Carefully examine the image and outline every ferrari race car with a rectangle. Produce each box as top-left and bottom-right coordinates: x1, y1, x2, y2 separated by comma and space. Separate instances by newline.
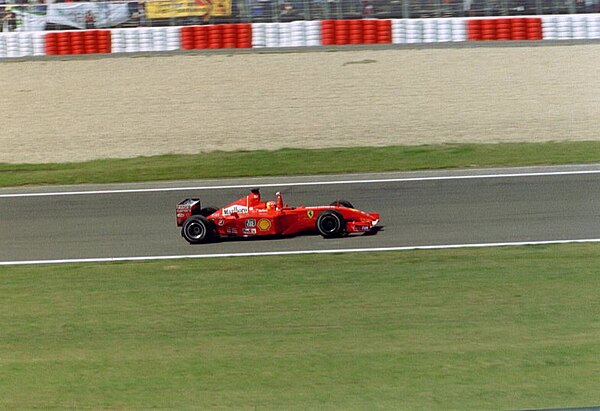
176, 189, 380, 244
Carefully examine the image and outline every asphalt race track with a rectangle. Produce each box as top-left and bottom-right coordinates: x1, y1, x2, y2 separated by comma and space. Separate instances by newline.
1, 165, 600, 264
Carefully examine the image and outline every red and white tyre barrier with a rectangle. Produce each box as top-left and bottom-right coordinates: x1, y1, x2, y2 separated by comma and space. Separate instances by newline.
1, 15, 600, 59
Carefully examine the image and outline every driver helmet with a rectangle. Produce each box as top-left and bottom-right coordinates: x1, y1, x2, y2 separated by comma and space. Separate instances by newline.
266, 200, 276, 211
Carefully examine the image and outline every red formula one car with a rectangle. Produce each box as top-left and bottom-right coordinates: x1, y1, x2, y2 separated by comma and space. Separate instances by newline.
176, 189, 380, 244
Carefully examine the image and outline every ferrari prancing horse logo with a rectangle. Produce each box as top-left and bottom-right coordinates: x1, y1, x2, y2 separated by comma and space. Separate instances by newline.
307, 210, 314, 218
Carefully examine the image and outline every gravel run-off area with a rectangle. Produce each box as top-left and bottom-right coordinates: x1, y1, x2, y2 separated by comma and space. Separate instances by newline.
1, 44, 599, 164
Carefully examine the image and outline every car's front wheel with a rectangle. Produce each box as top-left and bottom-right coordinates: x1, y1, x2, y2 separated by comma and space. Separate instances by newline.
182, 216, 214, 244
317, 210, 345, 238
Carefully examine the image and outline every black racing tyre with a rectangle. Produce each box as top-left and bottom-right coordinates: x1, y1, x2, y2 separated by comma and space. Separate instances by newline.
181, 216, 213, 244
199, 207, 218, 217
330, 200, 354, 209
317, 210, 345, 238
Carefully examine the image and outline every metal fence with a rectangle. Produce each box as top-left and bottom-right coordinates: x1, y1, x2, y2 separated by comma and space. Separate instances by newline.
1, 0, 599, 32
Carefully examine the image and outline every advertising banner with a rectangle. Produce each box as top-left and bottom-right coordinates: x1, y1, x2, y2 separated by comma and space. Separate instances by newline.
145, 0, 231, 19
45, 3, 131, 29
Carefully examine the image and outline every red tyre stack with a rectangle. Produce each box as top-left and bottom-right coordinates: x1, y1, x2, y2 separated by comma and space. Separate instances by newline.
57, 32, 71, 55
467, 19, 482, 40
180, 26, 195, 50
334, 19, 349, 45
480, 19, 496, 40
321, 20, 335, 45
526, 17, 542, 40
363, 19, 377, 44
208, 24, 223, 49
45, 32, 58, 55
236, 23, 252, 48
496, 18, 511, 40
348, 19, 363, 44
70, 31, 84, 54
222, 24, 237, 48
192, 26, 208, 49
97, 30, 111, 53
376, 19, 392, 43
83, 30, 98, 54
510, 18, 527, 40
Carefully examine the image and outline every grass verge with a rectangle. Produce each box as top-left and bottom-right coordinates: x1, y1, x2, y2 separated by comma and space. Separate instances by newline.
2, 142, 600, 187
1, 245, 599, 409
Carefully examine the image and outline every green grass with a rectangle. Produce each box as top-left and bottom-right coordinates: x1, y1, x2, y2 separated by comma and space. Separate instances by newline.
2, 141, 600, 187
1, 245, 599, 409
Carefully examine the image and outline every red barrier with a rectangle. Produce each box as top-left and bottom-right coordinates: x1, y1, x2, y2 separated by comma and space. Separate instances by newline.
193, 25, 208, 49
496, 18, 511, 40
83, 30, 98, 54
222, 24, 237, 48
97, 30, 111, 53
348, 19, 363, 44
321, 20, 336, 45
376, 19, 391, 43
45, 32, 58, 55
480, 19, 496, 40
70, 31, 84, 54
363, 19, 377, 44
526, 17, 542, 40
334, 19, 349, 45
208, 24, 223, 49
236, 23, 252, 48
468, 17, 542, 41
467, 19, 482, 40
180, 26, 194, 50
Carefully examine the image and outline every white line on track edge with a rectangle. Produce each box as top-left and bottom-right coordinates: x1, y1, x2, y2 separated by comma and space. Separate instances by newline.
2, 238, 600, 266
2, 169, 600, 198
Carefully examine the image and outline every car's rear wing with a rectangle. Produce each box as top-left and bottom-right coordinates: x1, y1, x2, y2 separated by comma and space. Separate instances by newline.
176, 198, 201, 226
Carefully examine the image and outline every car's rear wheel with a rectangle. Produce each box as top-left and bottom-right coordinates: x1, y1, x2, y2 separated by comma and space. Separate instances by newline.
330, 200, 354, 209
182, 216, 213, 244
317, 210, 345, 238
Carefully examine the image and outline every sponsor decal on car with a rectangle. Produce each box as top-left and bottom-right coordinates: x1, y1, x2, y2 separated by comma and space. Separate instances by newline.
258, 218, 271, 231
307, 210, 314, 218
218, 219, 225, 226
226, 227, 238, 234
245, 219, 256, 228
222, 205, 248, 216
243, 228, 256, 234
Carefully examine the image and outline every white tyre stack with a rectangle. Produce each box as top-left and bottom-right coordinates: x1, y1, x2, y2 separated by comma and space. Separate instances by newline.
152, 27, 168, 51
556, 15, 573, 40
0, 35, 7, 58
265, 22, 280, 47
111, 29, 126, 53
571, 15, 587, 39
541, 16, 558, 40
32, 31, 45, 56
138, 27, 153, 52
252, 22, 267, 47
279, 22, 292, 47
586, 15, 600, 39
290, 20, 306, 47
6, 33, 19, 58
451, 18, 466, 41
406, 19, 423, 43
165, 27, 180, 51
17, 32, 33, 57
125, 29, 140, 53
422, 18, 437, 43
437, 18, 452, 42
392, 19, 406, 44
305, 20, 321, 46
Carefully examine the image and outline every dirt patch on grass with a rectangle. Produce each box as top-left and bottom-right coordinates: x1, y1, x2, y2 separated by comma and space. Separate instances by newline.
1, 45, 599, 164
